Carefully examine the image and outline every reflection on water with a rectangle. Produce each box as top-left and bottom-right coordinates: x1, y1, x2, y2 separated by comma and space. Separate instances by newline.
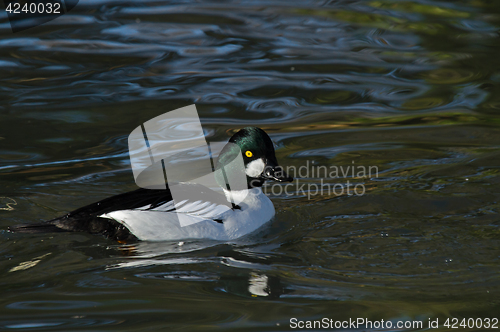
1, 0, 500, 330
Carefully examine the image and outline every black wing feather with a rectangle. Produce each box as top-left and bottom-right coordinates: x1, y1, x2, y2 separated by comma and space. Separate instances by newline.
10, 183, 231, 242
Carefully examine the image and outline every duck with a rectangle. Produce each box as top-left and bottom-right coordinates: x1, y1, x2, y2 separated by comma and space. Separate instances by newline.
10, 127, 292, 242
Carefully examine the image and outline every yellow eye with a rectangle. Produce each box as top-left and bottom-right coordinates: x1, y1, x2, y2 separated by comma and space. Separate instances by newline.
245, 150, 253, 158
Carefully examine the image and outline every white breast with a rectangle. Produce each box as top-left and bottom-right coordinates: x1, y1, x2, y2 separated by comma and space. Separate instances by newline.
100, 188, 275, 241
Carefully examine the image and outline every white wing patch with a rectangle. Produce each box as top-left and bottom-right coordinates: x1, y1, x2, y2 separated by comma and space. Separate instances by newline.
99, 198, 231, 221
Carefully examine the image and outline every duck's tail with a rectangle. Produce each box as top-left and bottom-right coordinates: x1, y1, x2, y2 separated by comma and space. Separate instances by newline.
8, 221, 67, 234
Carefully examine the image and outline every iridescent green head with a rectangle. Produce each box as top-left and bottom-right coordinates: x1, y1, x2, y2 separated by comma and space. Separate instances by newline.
215, 127, 292, 190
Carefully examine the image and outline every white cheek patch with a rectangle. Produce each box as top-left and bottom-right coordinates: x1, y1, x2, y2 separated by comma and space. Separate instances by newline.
245, 158, 265, 177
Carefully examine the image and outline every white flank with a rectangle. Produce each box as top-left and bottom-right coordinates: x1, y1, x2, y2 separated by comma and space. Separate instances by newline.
99, 188, 275, 241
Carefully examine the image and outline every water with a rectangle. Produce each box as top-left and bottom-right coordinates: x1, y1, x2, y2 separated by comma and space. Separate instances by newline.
1, 0, 500, 330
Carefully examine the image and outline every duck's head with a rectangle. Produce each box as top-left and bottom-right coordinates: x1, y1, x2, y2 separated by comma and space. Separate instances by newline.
216, 127, 293, 190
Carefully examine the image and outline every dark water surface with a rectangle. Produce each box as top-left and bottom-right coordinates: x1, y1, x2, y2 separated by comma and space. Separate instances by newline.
1, 0, 500, 330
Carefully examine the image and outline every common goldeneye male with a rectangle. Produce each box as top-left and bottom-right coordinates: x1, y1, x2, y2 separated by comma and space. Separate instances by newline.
11, 127, 292, 242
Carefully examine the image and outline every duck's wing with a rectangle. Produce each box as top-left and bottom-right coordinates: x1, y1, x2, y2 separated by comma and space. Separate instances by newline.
10, 184, 232, 242
67, 183, 232, 218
